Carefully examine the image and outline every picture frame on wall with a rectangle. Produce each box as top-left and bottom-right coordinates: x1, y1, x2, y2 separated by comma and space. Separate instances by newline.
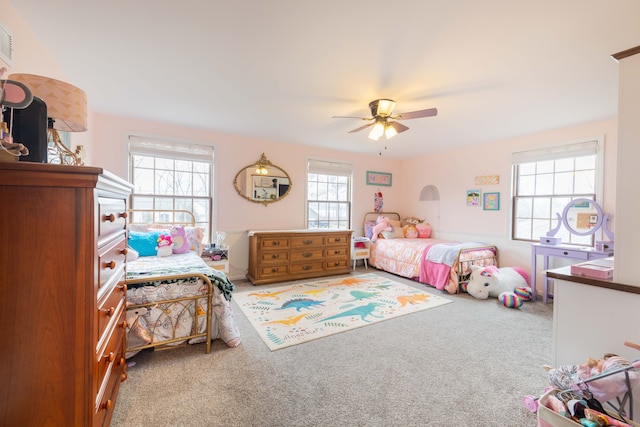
483, 192, 500, 211
467, 189, 481, 206
366, 171, 392, 186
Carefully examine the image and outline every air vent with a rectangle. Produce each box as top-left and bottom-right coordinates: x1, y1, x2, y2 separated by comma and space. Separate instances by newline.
0, 22, 14, 67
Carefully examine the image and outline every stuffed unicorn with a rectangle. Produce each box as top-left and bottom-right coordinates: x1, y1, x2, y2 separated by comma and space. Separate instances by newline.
370, 216, 393, 243
465, 265, 532, 308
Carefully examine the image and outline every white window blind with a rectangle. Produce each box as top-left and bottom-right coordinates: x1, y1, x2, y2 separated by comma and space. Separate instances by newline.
129, 135, 213, 161
511, 140, 599, 164
308, 159, 353, 176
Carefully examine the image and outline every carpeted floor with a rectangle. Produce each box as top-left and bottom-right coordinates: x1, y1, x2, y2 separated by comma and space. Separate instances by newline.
111, 267, 553, 426
234, 273, 452, 350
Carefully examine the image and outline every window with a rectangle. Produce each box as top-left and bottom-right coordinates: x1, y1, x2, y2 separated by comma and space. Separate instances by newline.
511, 138, 603, 245
128, 135, 214, 241
307, 159, 352, 229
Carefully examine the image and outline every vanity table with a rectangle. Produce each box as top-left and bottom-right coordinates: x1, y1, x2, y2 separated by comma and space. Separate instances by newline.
531, 198, 614, 303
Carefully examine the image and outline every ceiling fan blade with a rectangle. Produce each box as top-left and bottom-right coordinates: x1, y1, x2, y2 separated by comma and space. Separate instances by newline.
348, 122, 375, 133
395, 107, 438, 120
331, 115, 371, 120
388, 121, 410, 133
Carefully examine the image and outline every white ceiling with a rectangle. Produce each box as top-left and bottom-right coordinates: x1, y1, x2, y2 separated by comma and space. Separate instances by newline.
10, 0, 640, 159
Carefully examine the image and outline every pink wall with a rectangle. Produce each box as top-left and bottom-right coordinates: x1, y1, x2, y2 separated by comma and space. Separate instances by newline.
5, 0, 620, 279
87, 112, 402, 233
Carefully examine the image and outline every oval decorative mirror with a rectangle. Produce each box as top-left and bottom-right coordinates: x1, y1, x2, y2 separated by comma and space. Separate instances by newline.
546, 198, 614, 243
233, 153, 292, 206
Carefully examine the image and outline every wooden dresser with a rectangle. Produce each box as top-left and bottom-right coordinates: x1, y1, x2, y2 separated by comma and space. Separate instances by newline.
247, 229, 352, 285
0, 162, 132, 426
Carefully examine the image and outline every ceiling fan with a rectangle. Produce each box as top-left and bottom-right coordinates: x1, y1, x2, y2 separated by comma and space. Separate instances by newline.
332, 99, 438, 141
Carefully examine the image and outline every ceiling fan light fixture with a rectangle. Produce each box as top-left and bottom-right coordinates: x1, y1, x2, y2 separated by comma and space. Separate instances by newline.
368, 121, 385, 140
370, 99, 396, 117
384, 124, 397, 139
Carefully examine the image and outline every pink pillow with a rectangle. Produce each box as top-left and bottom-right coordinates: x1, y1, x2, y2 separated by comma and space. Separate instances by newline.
170, 226, 191, 254
416, 223, 432, 238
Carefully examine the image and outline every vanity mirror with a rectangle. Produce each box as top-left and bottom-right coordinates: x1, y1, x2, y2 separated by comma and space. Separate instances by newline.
545, 198, 614, 247
233, 153, 292, 206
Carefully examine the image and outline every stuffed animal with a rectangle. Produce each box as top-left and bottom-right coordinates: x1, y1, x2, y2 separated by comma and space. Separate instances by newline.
465, 265, 532, 308
370, 216, 393, 242
156, 234, 173, 257
403, 224, 419, 238
170, 225, 191, 254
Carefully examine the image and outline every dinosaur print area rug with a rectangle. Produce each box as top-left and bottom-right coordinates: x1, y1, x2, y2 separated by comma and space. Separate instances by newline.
234, 273, 452, 350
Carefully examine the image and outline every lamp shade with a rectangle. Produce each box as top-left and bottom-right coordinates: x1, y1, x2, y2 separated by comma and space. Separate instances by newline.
8, 73, 87, 132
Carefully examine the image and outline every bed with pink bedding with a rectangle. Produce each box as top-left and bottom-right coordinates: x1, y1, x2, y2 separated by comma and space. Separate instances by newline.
365, 212, 498, 293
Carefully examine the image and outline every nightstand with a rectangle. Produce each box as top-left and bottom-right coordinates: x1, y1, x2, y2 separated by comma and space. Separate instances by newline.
351, 237, 370, 270
202, 246, 229, 274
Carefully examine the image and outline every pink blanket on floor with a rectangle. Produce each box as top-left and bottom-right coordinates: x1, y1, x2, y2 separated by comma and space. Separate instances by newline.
419, 243, 455, 292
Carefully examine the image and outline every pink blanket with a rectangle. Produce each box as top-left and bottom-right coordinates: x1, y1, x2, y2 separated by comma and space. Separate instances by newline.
418, 244, 458, 294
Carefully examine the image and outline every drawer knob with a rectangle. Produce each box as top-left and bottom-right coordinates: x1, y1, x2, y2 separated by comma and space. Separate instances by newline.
104, 260, 117, 269
104, 213, 116, 222
119, 211, 128, 219
271, 241, 280, 246
271, 254, 279, 259
122, 247, 129, 255
271, 268, 278, 273
102, 306, 115, 317
119, 283, 127, 292
121, 320, 127, 329
103, 352, 115, 363
303, 239, 313, 245
563, 251, 568, 255
302, 265, 312, 271
121, 372, 128, 382
100, 399, 113, 411
303, 252, 312, 258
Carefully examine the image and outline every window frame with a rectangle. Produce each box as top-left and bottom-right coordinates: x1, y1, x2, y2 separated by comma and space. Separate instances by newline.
306, 158, 353, 230
128, 135, 215, 242
510, 136, 604, 245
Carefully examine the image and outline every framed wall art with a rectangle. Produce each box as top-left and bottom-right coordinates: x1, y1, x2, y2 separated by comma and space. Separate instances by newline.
366, 171, 392, 186
467, 189, 481, 206
483, 192, 500, 211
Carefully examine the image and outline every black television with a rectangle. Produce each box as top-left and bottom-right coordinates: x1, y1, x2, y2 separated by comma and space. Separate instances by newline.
2, 96, 48, 163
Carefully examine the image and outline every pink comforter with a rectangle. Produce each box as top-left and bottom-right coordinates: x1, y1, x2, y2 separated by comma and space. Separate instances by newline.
370, 238, 497, 294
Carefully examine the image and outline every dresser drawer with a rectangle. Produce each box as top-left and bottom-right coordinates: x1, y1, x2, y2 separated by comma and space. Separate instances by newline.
543, 247, 589, 260
290, 260, 324, 274
98, 197, 127, 242
325, 246, 349, 258
291, 248, 323, 262
259, 250, 289, 264
259, 237, 290, 249
97, 279, 126, 341
98, 235, 127, 294
325, 259, 349, 270
94, 307, 127, 427
326, 234, 350, 245
291, 235, 325, 247
259, 264, 290, 278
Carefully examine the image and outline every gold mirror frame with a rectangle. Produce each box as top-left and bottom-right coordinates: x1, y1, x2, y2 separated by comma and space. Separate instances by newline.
233, 153, 292, 206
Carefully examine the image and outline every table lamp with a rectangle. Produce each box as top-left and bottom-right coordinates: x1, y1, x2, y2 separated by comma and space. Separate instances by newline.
8, 73, 87, 165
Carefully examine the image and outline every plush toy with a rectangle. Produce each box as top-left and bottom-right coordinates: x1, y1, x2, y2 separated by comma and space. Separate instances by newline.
170, 225, 191, 254
370, 216, 393, 242
156, 234, 173, 257
466, 265, 532, 308
403, 224, 419, 238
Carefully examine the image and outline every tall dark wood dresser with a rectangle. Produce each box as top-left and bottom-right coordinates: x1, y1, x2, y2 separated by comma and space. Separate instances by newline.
0, 162, 132, 426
